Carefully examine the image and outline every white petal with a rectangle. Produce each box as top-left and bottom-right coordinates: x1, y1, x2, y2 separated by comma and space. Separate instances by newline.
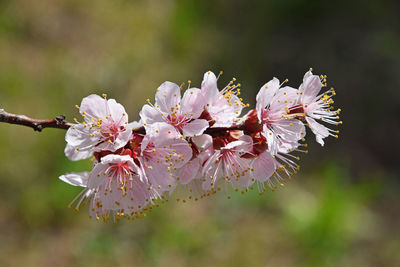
113, 127, 132, 150
64, 143, 93, 161
65, 124, 93, 147
182, 119, 209, 137
107, 99, 128, 123
306, 117, 329, 146
141, 122, 179, 152
139, 104, 163, 125
59, 172, 89, 187
127, 120, 142, 130
100, 154, 133, 164
303, 70, 313, 81
80, 94, 107, 119
301, 74, 323, 103
179, 158, 201, 185
144, 160, 177, 191
155, 81, 181, 113
223, 135, 252, 152
87, 163, 109, 189
252, 152, 276, 182
272, 119, 306, 143
181, 88, 206, 118
192, 134, 212, 150
256, 77, 280, 120
201, 71, 219, 103
270, 86, 299, 112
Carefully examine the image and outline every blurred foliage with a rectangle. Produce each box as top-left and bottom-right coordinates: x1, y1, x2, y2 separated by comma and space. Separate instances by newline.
0, 0, 399, 266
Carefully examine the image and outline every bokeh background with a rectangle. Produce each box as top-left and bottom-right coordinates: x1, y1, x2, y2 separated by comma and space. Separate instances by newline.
0, 0, 399, 266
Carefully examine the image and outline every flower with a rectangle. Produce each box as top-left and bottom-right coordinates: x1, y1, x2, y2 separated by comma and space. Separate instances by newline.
60, 154, 160, 221
292, 70, 341, 146
140, 81, 209, 137
247, 78, 306, 154
138, 122, 192, 191
200, 71, 245, 127
58, 68, 341, 221
65, 94, 132, 161
202, 134, 254, 191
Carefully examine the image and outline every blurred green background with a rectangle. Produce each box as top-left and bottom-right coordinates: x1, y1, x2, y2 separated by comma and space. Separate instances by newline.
0, 0, 399, 266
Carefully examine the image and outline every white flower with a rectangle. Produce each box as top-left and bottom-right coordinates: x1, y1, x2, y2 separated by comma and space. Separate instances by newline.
140, 82, 209, 137
60, 155, 159, 221
296, 70, 341, 146
65, 94, 132, 161
139, 122, 192, 191
250, 78, 305, 154
202, 135, 253, 191
201, 71, 245, 127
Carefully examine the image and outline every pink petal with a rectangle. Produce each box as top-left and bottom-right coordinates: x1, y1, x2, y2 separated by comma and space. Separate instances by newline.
201, 71, 219, 103
270, 86, 299, 112
256, 77, 280, 120
252, 151, 276, 182
301, 74, 323, 103
182, 119, 209, 137
181, 88, 206, 118
144, 160, 177, 191
80, 94, 107, 119
192, 134, 212, 150
107, 99, 128, 123
179, 158, 201, 184
155, 81, 181, 114
65, 124, 97, 148
139, 104, 163, 125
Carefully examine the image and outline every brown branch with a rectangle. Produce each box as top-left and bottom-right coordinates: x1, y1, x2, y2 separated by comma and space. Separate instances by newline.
0, 109, 72, 132
0, 109, 247, 136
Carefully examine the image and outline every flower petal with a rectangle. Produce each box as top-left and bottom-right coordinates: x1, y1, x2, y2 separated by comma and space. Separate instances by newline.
201, 71, 219, 103
252, 151, 276, 182
178, 158, 201, 184
181, 88, 206, 118
107, 99, 128, 123
256, 77, 280, 121
155, 81, 181, 114
64, 143, 93, 161
306, 117, 329, 146
182, 119, 209, 137
80, 94, 107, 119
59, 172, 89, 187
139, 104, 163, 125
192, 134, 213, 150
301, 73, 323, 103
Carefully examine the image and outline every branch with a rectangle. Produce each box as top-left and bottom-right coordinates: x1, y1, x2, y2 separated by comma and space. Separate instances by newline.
0, 109, 246, 136
0, 109, 72, 132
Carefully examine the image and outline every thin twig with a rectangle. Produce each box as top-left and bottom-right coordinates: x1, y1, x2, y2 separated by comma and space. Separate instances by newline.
0, 109, 72, 132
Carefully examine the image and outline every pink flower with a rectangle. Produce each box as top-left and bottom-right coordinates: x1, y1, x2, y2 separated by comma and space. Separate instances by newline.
65, 94, 132, 161
140, 81, 209, 137
201, 71, 245, 127
177, 134, 213, 185
138, 122, 192, 191
251, 149, 300, 192
294, 70, 341, 146
59, 154, 159, 221
249, 78, 306, 154
202, 135, 253, 191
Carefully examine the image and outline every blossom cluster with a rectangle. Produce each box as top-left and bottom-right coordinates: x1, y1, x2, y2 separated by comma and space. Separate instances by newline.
60, 69, 341, 221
